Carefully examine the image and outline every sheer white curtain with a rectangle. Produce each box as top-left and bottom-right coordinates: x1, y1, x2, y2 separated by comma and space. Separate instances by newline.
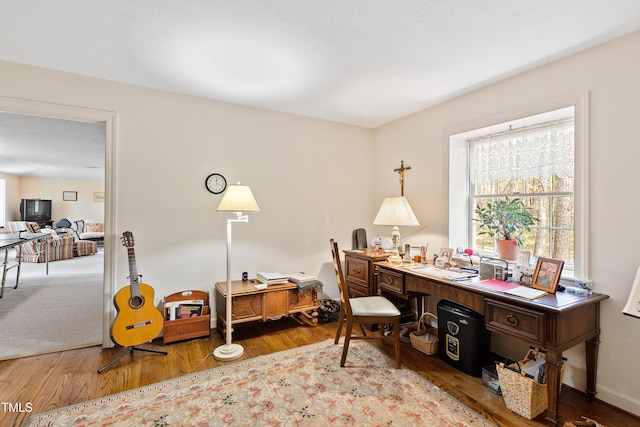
470, 119, 574, 183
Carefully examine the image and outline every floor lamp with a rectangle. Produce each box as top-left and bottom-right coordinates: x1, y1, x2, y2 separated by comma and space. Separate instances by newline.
373, 196, 419, 265
213, 183, 260, 361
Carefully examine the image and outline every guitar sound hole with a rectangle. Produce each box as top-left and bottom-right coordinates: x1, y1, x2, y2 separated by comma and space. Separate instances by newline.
130, 295, 145, 309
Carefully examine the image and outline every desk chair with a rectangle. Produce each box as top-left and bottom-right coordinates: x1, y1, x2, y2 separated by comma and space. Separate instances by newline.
330, 239, 401, 368
352, 228, 368, 249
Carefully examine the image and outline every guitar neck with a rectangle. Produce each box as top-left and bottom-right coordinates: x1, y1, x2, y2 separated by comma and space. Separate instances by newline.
127, 247, 141, 294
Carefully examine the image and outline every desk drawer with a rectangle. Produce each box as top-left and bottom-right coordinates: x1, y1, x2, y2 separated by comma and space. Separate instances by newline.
231, 294, 263, 321
287, 288, 317, 311
378, 268, 404, 296
346, 282, 369, 298
345, 256, 369, 287
485, 299, 545, 346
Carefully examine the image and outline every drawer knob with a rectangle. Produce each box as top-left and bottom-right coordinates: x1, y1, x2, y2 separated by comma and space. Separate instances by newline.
506, 314, 519, 326
352, 268, 361, 274
386, 277, 394, 285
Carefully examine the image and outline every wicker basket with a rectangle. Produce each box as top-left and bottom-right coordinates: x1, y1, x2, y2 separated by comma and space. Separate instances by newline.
409, 312, 438, 355
497, 359, 565, 420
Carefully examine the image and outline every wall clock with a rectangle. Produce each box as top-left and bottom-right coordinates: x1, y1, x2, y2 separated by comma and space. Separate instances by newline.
205, 173, 227, 194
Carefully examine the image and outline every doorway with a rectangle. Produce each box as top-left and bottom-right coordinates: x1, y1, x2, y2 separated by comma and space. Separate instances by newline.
0, 96, 116, 354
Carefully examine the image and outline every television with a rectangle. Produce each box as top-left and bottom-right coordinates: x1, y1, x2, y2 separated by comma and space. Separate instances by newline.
20, 199, 52, 222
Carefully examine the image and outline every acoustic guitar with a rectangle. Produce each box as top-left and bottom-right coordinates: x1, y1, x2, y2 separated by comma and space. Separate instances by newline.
111, 231, 164, 347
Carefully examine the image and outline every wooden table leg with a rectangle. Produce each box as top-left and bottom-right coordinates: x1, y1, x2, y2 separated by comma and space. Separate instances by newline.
294, 309, 319, 327
545, 349, 563, 426
585, 332, 601, 402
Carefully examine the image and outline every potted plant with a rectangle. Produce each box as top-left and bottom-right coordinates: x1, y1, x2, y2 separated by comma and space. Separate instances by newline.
474, 196, 538, 260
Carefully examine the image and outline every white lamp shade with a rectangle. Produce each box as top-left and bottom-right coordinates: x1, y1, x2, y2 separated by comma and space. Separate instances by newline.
217, 184, 260, 212
623, 266, 640, 319
373, 196, 419, 226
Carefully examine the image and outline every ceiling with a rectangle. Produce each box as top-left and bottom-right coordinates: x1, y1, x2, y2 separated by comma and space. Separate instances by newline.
0, 112, 105, 181
2, 1, 640, 180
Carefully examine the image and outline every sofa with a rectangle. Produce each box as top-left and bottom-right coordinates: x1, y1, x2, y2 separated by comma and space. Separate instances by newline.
5, 221, 75, 262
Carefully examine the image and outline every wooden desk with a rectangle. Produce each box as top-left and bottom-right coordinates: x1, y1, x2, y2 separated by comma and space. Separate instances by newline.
376, 262, 609, 427
215, 280, 319, 334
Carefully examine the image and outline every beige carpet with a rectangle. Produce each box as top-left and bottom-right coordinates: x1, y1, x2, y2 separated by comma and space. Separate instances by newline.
0, 250, 103, 360
27, 339, 496, 427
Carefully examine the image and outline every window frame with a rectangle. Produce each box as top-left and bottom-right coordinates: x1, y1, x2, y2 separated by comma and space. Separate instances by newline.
447, 93, 589, 280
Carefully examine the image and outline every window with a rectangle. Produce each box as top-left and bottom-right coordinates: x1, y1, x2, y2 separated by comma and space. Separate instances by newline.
449, 94, 589, 279
470, 117, 575, 266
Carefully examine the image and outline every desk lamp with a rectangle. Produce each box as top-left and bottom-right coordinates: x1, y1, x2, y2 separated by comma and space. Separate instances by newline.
623, 266, 640, 319
373, 196, 419, 265
213, 183, 260, 361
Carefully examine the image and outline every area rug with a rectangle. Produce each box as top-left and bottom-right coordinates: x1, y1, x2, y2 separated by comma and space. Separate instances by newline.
27, 339, 495, 426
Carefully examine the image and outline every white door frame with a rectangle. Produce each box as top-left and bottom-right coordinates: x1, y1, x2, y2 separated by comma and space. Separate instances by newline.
0, 96, 117, 348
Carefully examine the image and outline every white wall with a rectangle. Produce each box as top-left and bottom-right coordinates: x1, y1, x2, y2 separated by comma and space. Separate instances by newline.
373, 30, 640, 415
6, 176, 104, 223
0, 59, 373, 326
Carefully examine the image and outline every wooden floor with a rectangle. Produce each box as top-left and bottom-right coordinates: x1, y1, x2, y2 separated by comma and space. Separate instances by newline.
1, 318, 637, 427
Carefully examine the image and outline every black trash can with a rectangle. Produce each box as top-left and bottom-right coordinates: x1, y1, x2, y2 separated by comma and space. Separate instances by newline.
437, 299, 491, 377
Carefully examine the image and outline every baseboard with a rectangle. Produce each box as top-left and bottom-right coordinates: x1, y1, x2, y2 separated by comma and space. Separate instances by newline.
595, 385, 640, 418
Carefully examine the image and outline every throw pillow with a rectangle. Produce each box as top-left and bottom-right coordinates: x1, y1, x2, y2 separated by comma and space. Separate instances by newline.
86, 223, 104, 232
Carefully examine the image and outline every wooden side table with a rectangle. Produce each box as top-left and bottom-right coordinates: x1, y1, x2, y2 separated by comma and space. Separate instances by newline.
214, 280, 319, 335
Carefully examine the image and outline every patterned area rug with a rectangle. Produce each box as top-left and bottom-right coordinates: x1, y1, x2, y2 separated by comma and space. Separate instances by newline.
27, 340, 495, 426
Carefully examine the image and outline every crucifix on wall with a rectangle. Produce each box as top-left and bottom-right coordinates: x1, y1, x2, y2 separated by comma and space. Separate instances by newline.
394, 160, 411, 196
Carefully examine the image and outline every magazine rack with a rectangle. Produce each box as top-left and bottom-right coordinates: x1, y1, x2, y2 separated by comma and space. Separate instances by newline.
163, 290, 211, 344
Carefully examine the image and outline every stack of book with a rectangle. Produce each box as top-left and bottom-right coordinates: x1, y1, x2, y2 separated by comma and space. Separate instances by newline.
257, 272, 289, 285
287, 273, 318, 285
164, 299, 204, 321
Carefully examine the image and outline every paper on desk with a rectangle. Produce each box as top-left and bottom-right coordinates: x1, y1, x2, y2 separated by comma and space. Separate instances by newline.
504, 286, 547, 300
407, 265, 477, 280
474, 279, 519, 292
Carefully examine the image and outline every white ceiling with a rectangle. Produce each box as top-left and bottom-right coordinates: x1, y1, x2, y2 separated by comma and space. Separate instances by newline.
0, 112, 105, 181
2, 1, 640, 179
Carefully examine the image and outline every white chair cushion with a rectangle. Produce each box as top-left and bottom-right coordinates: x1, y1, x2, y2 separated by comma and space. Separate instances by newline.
79, 231, 104, 240
350, 296, 401, 317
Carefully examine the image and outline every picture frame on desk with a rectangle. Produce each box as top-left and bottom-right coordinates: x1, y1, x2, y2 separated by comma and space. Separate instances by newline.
531, 257, 564, 293
438, 248, 453, 263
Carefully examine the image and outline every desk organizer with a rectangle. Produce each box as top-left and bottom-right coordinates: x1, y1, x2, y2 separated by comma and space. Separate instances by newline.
482, 364, 502, 394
